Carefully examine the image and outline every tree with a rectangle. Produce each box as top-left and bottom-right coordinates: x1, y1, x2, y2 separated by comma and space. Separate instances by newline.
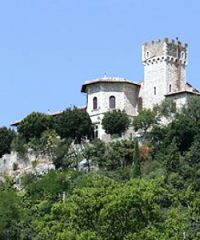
184, 95, 200, 124
100, 177, 166, 240
0, 188, 22, 239
132, 109, 157, 135
11, 134, 28, 159
80, 139, 135, 172
22, 170, 78, 202
53, 138, 72, 169
0, 127, 16, 157
131, 139, 141, 178
54, 107, 93, 143
26, 129, 61, 160
17, 112, 53, 142
154, 99, 176, 120
102, 110, 130, 136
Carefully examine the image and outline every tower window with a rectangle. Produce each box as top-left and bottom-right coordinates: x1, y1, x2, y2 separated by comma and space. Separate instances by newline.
109, 96, 116, 109
154, 87, 156, 95
146, 51, 150, 58
93, 97, 98, 110
169, 84, 172, 92
181, 51, 185, 59
138, 97, 143, 111
93, 124, 99, 139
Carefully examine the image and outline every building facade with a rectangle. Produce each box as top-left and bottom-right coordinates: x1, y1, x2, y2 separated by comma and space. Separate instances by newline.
81, 38, 199, 141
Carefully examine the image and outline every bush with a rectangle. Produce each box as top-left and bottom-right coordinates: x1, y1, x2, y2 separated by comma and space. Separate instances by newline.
17, 112, 53, 142
54, 107, 93, 143
0, 127, 16, 157
102, 110, 130, 136
12, 162, 18, 171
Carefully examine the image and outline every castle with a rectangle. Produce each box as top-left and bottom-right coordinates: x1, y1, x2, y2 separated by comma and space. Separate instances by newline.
4, 37, 200, 178
81, 38, 200, 141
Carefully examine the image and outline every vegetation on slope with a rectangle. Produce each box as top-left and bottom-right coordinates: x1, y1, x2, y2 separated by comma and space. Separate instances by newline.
1, 97, 200, 239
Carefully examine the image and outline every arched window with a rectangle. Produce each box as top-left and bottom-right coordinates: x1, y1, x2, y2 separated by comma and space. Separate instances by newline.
109, 96, 116, 109
93, 97, 97, 110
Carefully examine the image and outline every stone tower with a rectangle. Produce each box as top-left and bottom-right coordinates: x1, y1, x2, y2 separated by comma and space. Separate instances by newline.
141, 38, 188, 109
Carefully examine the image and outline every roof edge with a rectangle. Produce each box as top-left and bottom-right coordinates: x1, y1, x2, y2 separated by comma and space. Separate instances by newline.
81, 78, 141, 93
165, 90, 200, 97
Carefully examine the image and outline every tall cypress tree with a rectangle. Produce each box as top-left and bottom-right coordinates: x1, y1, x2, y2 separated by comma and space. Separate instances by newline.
131, 138, 141, 178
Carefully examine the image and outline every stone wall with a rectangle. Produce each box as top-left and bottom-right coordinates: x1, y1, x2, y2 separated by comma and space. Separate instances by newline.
86, 81, 139, 140
142, 61, 166, 109
166, 92, 189, 109
0, 151, 54, 180
87, 82, 139, 116
141, 38, 188, 109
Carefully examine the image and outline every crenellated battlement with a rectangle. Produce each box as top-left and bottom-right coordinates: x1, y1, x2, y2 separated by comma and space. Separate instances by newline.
142, 37, 188, 65
143, 38, 188, 48
142, 37, 188, 110
143, 54, 187, 66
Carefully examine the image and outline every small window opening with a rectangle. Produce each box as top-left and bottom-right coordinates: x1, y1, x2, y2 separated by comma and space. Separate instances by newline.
93, 97, 97, 110
169, 84, 172, 92
146, 51, 150, 58
109, 96, 116, 109
154, 87, 156, 95
181, 51, 185, 59
93, 124, 99, 139
138, 97, 143, 111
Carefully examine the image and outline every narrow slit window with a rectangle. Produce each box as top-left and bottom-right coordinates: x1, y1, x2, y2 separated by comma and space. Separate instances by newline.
93, 97, 97, 110
154, 87, 156, 95
94, 124, 98, 138
169, 84, 172, 92
181, 51, 185, 59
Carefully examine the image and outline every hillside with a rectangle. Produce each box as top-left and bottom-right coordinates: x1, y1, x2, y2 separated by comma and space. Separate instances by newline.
1, 97, 200, 239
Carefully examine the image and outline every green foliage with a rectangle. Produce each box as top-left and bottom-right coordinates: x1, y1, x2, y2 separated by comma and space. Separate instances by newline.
132, 108, 157, 134
13, 162, 18, 171
40, 129, 60, 158
17, 112, 53, 142
102, 110, 130, 136
0, 127, 16, 157
82, 139, 107, 169
27, 129, 61, 160
23, 170, 78, 202
131, 139, 141, 178
54, 107, 93, 143
99, 177, 166, 240
81, 139, 135, 171
57, 230, 102, 240
53, 138, 72, 169
154, 98, 176, 120
11, 134, 28, 158
185, 95, 200, 123
0, 188, 23, 239
3, 96, 200, 239
31, 160, 38, 169
21, 173, 37, 188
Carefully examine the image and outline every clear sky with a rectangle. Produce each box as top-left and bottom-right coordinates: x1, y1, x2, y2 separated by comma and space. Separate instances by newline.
0, 0, 200, 127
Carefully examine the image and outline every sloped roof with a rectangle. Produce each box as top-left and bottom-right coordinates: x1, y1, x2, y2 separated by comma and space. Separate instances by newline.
185, 82, 200, 93
81, 77, 141, 93
165, 90, 200, 97
165, 82, 200, 97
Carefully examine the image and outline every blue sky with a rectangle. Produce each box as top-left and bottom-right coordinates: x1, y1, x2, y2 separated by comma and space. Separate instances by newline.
0, 0, 200, 127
